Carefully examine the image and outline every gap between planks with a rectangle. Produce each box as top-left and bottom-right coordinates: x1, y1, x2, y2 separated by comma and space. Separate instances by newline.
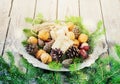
2, 0, 14, 55
100, 0, 120, 56
79, 0, 109, 56
2, 0, 36, 56
99, 0, 110, 54
0, 0, 13, 55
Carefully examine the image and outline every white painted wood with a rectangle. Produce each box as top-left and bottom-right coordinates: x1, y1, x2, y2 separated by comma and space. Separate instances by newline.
3, 0, 36, 53
10, 0, 36, 27
0, 0, 11, 55
80, 0, 102, 32
58, 0, 79, 20
80, 0, 108, 54
0, 17, 10, 55
36, 0, 57, 20
101, 0, 120, 44
2, 0, 36, 70
0, 0, 11, 16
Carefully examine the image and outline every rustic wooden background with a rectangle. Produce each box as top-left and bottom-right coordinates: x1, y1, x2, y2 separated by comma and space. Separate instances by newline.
0, 0, 120, 75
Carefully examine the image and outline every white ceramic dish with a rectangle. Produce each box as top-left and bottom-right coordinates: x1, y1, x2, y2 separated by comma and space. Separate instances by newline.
15, 23, 107, 72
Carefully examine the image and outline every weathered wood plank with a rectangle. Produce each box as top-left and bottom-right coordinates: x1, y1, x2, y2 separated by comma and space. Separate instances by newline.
3, 0, 36, 65
100, 0, 120, 58
80, 0, 102, 32
0, 0, 12, 55
5, 0, 35, 46
80, 0, 108, 53
0, 0, 12, 16
36, 0, 57, 20
100, 0, 120, 44
58, 0, 79, 20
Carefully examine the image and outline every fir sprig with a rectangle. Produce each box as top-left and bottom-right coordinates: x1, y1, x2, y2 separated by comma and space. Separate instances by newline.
64, 71, 88, 84
69, 58, 81, 71
0, 52, 62, 84
6, 51, 15, 66
21, 40, 28, 46
48, 61, 62, 70
0, 44, 120, 84
25, 13, 44, 25
23, 28, 37, 37
114, 44, 120, 58
88, 21, 105, 54
65, 44, 120, 84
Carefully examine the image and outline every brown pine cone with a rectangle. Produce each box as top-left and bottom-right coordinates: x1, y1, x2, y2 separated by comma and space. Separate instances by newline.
43, 40, 55, 52
50, 48, 63, 62
26, 44, 38, 56
72, 27, 80, 39
65, 46, 80, 58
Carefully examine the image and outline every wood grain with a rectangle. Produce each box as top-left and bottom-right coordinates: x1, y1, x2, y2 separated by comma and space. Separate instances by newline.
0, 0, 12, 55
36, 0, 57, 20
80, 0, 108, 53
3, 0, 36, 54
100, 0, 120, 57
80, 0, 102, 32
2, 0, 36, 70
58, 0, 79, 20
0, 0, 12, 16
100, 0, 120, 44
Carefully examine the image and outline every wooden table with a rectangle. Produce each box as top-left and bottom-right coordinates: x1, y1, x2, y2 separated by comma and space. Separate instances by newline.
0, 0, 120, 81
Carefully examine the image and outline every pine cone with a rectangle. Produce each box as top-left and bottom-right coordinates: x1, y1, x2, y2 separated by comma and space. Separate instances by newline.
26, 44, 38, 56
38, 39, 45, 47
65, 46, 80, 58
50, 48, 63, 62
43, 40, 54, 52
72, 27, 80, 39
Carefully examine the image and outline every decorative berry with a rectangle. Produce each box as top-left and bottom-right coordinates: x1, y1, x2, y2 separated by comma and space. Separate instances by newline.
65, 46, 80, 58
67, 22, 75, 31
27, 36, 38, 44
50, 48, 63, 62
72, 27, 80, 39
43, 40, 54, 52
47, 56, 52, 63
38, 39, 45, 47
80, 43, 90, 51
73, 39, 79, 47
36, 49, 46, 59
38, 29, 50, 41
26, 44, 38, 55
66, 32, 75, 40
40, 53, 52, 64
79, 49, 88, 59
78, 34, 88, 43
